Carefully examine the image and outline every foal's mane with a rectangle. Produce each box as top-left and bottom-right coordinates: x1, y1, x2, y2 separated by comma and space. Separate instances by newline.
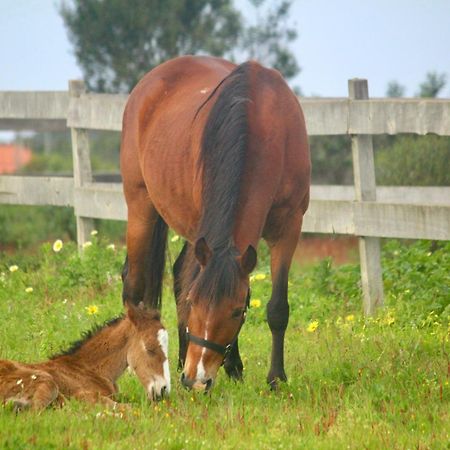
50, 316, 123, 359
185, 62, 251, 304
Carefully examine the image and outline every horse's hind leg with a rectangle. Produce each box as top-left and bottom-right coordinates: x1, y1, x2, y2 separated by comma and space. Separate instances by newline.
122, 189, 166, 308
266, 211, 303, 389
173, 242, 189, 370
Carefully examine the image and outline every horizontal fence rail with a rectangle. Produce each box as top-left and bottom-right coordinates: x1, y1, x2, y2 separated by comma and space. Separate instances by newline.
1, 176, 449, 241
1, 80, 449, 315
2, 92, 450, 135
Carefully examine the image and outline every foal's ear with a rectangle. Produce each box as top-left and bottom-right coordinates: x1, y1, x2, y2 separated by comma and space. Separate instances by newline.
240, 245, 257, 275
194, 237, 212, 267
125, 302, 143, 326
125, 302, 142, 325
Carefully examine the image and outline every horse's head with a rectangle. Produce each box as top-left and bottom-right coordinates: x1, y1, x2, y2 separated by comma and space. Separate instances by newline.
181, 238, 256, 391
125, 303, 170, 400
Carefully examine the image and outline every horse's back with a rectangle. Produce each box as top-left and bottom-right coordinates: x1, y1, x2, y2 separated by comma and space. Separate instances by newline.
121, 56, 237, 237
121, 56, 310, 242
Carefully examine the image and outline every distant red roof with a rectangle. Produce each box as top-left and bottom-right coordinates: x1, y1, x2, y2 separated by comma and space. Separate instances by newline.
0, 144, 32, 174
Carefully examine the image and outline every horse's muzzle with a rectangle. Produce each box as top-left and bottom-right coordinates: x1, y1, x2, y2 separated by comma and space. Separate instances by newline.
180, 372, 213, 392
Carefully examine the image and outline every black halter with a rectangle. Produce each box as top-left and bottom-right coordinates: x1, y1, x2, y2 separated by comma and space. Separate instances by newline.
185, 289, 251, 361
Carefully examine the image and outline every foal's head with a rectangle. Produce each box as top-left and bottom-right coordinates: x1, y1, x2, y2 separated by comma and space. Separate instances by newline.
181, 238, 256, 391
125, 303, 170, 400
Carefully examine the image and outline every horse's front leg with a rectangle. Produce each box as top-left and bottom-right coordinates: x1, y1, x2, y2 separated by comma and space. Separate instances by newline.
266, 212, 303, 389
223, 339, 244, 381
173, 242, 189, 371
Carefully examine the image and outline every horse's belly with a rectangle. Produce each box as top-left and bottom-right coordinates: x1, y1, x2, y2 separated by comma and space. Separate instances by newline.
141, 135, 201, 242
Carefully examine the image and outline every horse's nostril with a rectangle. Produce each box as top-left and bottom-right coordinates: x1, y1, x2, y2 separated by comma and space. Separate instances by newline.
180, 372, 194, 390
205, 378, 213, 391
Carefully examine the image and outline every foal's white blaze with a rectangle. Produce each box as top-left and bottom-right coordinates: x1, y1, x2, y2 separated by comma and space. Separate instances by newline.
157, 328, 171, 393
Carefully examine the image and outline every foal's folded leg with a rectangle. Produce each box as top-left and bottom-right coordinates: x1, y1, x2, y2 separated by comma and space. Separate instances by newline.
29, 374, 60, 410
0, 369, 59, 411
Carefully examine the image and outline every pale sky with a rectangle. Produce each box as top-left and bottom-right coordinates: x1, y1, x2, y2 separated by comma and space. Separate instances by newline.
0, 0, 449, 97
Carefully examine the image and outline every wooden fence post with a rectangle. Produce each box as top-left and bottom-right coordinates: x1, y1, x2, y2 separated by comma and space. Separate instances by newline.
69, 80, 95, 249
348, 79, 384, 315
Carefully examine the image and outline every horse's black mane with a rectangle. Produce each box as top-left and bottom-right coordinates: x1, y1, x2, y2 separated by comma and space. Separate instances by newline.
50, 315, 124, 359
184, 62, 251, 304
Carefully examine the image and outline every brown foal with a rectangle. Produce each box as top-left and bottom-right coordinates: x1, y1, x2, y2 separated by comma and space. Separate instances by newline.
0, 304, 170, 411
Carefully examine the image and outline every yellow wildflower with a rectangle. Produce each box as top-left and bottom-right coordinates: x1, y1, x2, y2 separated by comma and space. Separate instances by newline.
9, 265, 19, 272
52, 239, 63, 252
307, 320, 319, 333
385, 316, 395, 326
345, 314, 355, 322
171, 235, 180, 243
25, 287, 33, 293
250, 299, 262, 308
254, 273, 267, 281
107, 243, 115, 251
82, 241, 92, 249
90, 230, 98, 236
85, 305, 99, 315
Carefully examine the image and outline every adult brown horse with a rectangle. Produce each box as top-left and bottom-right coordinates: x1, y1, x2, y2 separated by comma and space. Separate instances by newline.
120, 55, 310, 391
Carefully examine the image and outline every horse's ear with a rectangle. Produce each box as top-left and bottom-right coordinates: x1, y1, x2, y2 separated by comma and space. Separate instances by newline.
240, 245, 257, 275
194, 237, 212, 267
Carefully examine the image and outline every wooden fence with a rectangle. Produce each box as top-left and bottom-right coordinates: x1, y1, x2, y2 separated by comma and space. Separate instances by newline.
1, 80, 449, 315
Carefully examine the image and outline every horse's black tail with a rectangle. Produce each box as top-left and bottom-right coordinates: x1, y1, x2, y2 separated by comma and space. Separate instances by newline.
144, 213, 168, 310
197, 62, 251, 250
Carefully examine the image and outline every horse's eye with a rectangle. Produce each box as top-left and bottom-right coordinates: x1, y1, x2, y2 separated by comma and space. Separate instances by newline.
231, 308, 244, 319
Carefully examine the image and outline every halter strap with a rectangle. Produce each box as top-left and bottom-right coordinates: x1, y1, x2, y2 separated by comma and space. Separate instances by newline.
186, 329, 232, 357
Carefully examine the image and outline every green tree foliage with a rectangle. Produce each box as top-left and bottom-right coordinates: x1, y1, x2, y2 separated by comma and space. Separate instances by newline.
310, 136, 353, 184
376, 135, 450, 186
59, 0, 300, 93
239, 0, 300, 81
416, 71, 447, 98
377, 72, 450, 187
386, 80, 405, 97
59, 0, 242, 92
18, 131, 121, 175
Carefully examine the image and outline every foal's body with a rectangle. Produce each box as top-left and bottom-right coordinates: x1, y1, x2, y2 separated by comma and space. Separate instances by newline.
0, 306, 170, 410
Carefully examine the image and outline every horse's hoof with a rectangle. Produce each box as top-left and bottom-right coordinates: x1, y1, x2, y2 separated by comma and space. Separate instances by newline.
267, 374, 287, 391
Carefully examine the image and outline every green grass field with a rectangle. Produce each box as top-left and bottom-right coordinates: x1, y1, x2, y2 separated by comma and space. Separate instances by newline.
0, 236, 449, 449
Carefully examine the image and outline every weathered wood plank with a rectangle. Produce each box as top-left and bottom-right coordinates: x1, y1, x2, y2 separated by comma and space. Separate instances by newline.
65, 94, 450, 136
348, 79, 383, 315
0, 118, 67, 132
349, 98, 450, 135
310, 185, 450, 205
1, 177, 448, 241
67, 93, 127, 131
69, 81, 95, 246
2, 90, 450, 136
0, 92, 68, 119
74, 184, 126, 221
301, 98, 349, 135
0, 176, 73, 206
303, 200, 450, 241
